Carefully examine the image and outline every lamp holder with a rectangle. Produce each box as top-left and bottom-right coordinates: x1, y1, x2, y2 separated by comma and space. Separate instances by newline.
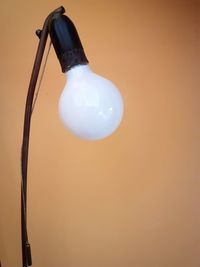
49, 14, 89, 72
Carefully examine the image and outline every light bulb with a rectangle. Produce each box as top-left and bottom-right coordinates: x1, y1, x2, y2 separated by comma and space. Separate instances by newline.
49, 14, 124, 140
59, 64, 124, 140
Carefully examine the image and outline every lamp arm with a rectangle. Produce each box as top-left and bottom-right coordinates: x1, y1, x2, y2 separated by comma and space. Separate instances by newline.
21, 6, 65, 267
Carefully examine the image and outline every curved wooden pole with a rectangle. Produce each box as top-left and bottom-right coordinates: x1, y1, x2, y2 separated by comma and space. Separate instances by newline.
21, 7, 65, 267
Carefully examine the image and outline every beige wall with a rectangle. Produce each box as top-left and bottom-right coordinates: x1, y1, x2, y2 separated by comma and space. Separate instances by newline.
0, 0, 200, 266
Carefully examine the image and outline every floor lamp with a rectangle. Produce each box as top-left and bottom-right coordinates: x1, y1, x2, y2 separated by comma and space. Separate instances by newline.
21, 6, 124, 267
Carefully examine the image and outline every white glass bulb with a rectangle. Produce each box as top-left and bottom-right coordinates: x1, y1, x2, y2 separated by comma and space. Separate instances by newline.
59, 64, 124, 140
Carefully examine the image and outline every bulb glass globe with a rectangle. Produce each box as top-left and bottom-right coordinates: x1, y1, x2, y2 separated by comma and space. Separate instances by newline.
59, 64, 124, 140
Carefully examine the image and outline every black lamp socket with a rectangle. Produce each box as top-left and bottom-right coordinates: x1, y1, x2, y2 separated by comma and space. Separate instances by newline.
49, 14, 89, 72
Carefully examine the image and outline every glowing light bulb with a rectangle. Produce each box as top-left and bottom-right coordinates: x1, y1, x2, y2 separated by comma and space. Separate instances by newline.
59, 64, 124, 140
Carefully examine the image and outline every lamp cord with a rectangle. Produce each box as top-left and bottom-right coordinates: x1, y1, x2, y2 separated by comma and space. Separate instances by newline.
31, 40, 52, 114
21, 25, 49, 267
21, 38, 52, 265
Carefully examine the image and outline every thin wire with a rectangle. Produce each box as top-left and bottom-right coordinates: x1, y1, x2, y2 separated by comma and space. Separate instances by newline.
31, 40, 52, 114
20, 39, 52, 265
21, 38, 52, 241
